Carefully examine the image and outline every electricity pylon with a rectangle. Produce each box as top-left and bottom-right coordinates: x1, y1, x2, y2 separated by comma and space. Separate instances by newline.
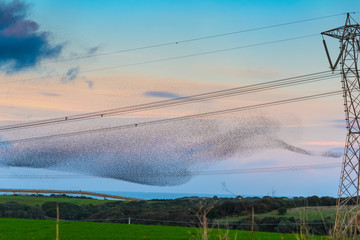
322, 13, 360, 237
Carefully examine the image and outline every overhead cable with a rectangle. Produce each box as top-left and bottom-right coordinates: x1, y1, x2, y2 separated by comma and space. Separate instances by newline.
0, 90, 341, 145
2, 34, 321, 85
0, 12, 345, 72
0, 163, 341, 178
0, 71, 339, 132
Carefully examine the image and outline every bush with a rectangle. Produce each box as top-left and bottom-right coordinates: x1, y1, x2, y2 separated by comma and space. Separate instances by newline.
277, 207, 287, 215
41, 202, 86, 220
0, 201, 44, 219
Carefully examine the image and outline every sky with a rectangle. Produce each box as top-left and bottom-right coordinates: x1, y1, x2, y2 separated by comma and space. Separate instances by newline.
0, 0, 359, 198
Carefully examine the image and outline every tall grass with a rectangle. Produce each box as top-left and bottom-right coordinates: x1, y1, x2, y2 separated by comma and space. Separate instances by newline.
190, 201, 237, 240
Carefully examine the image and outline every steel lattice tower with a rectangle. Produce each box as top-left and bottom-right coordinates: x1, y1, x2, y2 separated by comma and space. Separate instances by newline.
322, 13, 360, 237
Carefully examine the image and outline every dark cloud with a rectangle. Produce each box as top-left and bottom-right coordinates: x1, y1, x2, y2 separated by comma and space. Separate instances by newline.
0, 0, 63, 73
0, 114, 342, 186
61, 67, 79, 83
145, 91, 183, 99
40, 92, 61, 97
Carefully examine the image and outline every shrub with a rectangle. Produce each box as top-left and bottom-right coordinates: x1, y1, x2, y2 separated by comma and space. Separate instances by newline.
277, 207, 287, 215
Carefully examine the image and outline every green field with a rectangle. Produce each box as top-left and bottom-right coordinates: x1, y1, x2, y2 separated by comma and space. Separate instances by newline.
0, 218, 331, 240
219, 206, 338, 223
0, 195, 115, 206
258, 206, 336, 221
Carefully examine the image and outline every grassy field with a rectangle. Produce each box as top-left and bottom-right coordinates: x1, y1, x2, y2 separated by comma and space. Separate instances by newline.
219, 206, 338, 223
0, 218, 332, 240
0, 194, 115, 206
258, 206, 337, 221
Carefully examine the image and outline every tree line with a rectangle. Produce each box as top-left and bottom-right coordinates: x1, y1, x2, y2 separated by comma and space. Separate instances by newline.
0, 194, 339, 235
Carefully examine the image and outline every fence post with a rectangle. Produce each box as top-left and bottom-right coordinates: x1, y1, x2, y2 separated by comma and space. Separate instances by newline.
251, 206, 254, 240
128, 217, 131, 224
56, 202, 59, 240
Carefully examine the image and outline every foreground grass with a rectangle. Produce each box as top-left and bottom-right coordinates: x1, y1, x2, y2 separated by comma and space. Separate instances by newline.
0, 195, 115, 206
0, 218, 332, 240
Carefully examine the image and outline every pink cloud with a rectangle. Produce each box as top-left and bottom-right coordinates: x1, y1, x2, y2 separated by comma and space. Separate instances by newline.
302, 142, 344, 147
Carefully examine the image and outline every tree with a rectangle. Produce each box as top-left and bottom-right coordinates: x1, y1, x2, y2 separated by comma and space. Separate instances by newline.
278, 207, 287, 215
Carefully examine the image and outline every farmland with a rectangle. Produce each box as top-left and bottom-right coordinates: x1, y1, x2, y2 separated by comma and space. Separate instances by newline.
0, 218, 331, 240
0, 194, 340, 236
218, 206, 338, 223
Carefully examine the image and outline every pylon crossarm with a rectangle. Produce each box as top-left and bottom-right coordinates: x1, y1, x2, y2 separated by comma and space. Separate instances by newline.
322, 25, 360, 40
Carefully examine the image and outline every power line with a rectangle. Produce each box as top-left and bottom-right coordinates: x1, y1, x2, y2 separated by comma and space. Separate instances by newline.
2, 34, 320, 85
0, 90, 341, 145
0, 13, 345, 72
0, 71, 339, 132
0, 72, 337, 130
191, 163, 341, 176
0, 163, 341, 179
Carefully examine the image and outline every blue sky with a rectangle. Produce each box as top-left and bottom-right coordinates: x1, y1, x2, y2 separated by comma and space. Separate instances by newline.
0, 0, 359, 198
